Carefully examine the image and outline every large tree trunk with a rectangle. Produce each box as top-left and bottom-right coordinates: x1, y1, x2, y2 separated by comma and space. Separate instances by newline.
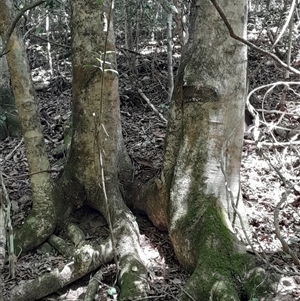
165, 0, 248, 256
0, 0, 56, 253
143, 0, 275, 300
58, 0, 148, 299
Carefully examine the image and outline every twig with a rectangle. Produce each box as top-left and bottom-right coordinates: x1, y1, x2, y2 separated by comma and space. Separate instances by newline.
220, 149, 300, 275
272, 0, 296, 48
29, 33, 71, 49
220, 143, 256, 254
137, 89, 167, 124
220, 124, 300, 276
182, 288, 197, 301
246, 81, 300, 142
3, 168, 63, 179
131, 295, 168, 300
4, 138, 23, 162
96, 0, 120, 285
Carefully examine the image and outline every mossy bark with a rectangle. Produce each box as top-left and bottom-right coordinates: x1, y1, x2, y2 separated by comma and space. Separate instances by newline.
147, 0, 277, 299
57, 0, 148, 299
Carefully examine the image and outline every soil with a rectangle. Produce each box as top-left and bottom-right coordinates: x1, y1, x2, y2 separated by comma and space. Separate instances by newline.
1, 2, 300, 300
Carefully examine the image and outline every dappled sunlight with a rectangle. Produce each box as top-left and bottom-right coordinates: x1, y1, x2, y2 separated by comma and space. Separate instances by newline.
139, 234, 166, 277
169, 168, 191, 230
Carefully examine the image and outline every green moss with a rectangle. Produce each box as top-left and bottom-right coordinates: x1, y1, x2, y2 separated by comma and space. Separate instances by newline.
173, 191, 275, 301
244, 267, 276, 300
119, 255, 147, 301
169, 159, 255, 299
14, 208, 56, 254
183, 267, 240, 301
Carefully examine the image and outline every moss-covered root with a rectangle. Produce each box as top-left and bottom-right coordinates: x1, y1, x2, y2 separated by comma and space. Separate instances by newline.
180, 266, 240, 301
119, 254, 148, 300
14, 208, 56, 254
180, 263, 277, 301
244, 267, 277, 301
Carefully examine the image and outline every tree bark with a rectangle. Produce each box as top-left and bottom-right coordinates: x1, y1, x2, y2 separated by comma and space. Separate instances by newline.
57, 0, 148, 299
0, 37, 21, 140
142, 0, 275, 299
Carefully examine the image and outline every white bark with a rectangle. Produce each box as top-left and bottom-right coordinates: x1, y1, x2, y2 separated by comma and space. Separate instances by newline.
166, 0, 248, 236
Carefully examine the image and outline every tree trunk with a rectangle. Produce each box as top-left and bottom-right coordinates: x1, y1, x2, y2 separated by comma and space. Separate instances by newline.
145, 0, 275, 299
0, 0, 56, 253
58, 0, 148, 299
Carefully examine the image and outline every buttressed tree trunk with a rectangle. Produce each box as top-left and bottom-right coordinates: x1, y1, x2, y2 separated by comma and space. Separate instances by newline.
59, 0, 148, 299
155, 0, 275, 300
0, 0, 56, 253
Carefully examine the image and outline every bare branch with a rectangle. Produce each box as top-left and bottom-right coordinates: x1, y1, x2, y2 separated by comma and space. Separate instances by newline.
210, 0, 300, 76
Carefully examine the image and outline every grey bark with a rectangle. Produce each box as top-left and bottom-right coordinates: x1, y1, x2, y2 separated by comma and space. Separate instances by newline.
10, 242, 114, 301
59, 0, 149, 299
145, 0, 275, 299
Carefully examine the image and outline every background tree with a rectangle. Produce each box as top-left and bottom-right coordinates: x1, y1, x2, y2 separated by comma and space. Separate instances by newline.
0, 37, 21, 140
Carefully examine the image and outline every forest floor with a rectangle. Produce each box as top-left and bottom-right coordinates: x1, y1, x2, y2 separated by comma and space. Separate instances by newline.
2, 4, 300, 301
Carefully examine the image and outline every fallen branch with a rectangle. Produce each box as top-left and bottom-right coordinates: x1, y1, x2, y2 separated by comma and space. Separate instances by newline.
48, 234, 74, 258
10, 241, 114, 301
84, 268, 103, 301
244, 140, 300, 147
138, 89, 168, 124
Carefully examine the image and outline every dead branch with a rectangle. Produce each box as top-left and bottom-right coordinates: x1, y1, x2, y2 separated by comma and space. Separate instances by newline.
10, 241, 114, 301
48, 235, 75, 258
84, 268, 103, 301
84, 266, 117, 301
138, 89, 168, 124
65, 222, 86, 247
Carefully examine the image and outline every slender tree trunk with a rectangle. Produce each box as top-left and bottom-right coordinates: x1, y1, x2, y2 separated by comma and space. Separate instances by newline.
0, 0, 56, 253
